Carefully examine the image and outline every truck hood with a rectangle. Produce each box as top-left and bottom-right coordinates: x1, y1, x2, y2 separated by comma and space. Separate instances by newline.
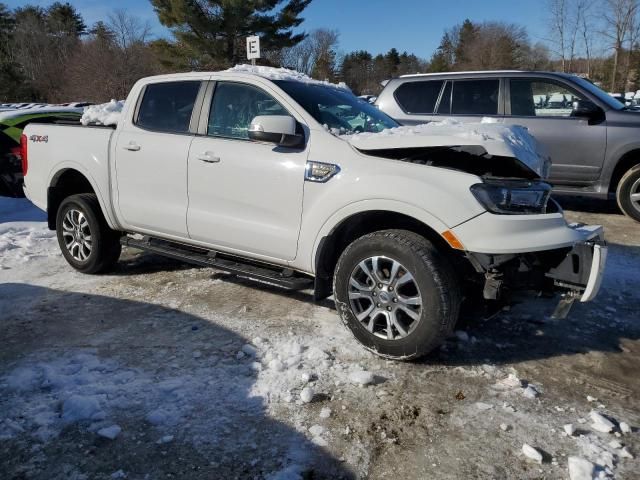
344, 119, 550, 178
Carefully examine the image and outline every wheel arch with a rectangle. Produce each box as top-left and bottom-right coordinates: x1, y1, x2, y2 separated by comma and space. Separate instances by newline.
609, 148, 640, 193
47, 167, 115, 231
312, 208, 458, 300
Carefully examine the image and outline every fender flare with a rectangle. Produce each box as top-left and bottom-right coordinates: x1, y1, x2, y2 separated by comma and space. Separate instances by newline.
309, 198, 451, 275
47, 161, 120, 230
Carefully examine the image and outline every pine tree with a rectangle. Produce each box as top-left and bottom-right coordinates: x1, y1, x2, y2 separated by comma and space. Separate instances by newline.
46, 2, 86, 37
150, 0, 312, 69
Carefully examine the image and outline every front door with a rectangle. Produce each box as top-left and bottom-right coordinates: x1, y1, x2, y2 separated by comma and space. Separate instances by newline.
186, 81, 308, 261
114, 80, 203, 237
506, 77, 607, 185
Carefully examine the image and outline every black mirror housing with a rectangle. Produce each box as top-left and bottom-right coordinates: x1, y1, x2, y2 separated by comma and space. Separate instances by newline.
572, 100, 603, 118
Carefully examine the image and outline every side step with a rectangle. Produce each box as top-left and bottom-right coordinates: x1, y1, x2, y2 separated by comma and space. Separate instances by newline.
121, 236, 314, 291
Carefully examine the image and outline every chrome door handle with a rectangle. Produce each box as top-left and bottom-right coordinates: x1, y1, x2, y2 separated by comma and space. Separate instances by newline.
123, 143, 140, 151
197, 153, 220, 163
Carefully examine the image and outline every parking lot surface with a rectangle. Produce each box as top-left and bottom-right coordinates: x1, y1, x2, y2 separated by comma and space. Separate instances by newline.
0, 197, 638, 479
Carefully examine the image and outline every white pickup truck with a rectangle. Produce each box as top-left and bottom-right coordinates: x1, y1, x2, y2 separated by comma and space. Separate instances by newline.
21, 65, 607, 360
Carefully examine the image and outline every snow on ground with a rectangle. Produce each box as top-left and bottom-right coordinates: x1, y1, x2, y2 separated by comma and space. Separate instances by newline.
80, 100, 124, 126
0, 195, 639, 479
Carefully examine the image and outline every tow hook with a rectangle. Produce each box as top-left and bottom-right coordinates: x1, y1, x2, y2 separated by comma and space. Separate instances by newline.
551, 290, 580, 319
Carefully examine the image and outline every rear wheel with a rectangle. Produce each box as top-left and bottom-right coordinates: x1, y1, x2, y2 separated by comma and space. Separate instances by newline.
616, 164, 640, 222
56, 193, 121, 273
333, 229, 461, 360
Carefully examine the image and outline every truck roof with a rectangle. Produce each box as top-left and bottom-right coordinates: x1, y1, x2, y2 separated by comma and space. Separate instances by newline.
141, 65, 350, 91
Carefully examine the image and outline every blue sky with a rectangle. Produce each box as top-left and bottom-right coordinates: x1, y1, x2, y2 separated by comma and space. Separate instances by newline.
5, 0, 550, 59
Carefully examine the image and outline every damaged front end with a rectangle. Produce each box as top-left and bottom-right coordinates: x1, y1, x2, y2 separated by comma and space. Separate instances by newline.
466, 225, 607, 319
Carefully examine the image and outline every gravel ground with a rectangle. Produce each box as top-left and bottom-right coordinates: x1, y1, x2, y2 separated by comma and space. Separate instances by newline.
0, 196, 638, 480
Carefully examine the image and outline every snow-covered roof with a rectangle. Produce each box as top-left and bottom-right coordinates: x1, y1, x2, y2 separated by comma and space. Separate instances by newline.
225, 64, 350, 90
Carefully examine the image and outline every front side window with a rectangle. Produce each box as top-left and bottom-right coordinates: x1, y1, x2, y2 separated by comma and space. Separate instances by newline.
208, 82, 290, 139
510, 79, 584, 117
394, 80, 444, 114
136, 81, 201, 133
274, 80, 398, 134
451, 79, 500, 115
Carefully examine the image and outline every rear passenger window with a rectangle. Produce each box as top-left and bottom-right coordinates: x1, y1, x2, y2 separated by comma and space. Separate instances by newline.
451, 79, 499, 115
136, 81, 201, 133
394, 80, 444, 114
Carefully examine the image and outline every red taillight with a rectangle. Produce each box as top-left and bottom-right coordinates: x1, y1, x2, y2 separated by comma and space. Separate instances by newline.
20, 134, 28, 176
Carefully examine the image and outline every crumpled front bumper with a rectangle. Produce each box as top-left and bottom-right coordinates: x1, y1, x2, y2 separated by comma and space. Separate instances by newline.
464, 222, 607, 318
545, 224, 607, 303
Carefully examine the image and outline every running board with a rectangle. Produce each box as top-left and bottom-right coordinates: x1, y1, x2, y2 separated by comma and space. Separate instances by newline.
121, 236, 314, 291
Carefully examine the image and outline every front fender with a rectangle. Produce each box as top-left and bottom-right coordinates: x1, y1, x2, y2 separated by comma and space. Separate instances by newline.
296, 199, 453, 274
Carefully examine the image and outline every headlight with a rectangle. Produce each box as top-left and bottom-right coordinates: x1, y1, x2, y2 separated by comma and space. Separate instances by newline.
470, 180, 552, 215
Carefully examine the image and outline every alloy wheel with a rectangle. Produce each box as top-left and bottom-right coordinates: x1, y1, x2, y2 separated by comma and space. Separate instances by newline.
348, 255, 422, 340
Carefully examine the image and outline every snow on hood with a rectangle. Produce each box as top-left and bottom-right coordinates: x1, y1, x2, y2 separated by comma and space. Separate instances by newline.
345, 118, 550, 178
80, 100, 124, 126
226, 64, 350, 91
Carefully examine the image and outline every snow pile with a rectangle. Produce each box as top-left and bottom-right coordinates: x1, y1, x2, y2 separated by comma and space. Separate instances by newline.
0, 197, 56, 269
226, 64, 350, 90
80, 100, 124, 126
345, 118, 549, 177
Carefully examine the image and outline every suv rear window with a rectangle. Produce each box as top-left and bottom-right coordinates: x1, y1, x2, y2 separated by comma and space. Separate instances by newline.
394, 80, 444, 114
450, 79, 499, 115
136, 81, 201, 133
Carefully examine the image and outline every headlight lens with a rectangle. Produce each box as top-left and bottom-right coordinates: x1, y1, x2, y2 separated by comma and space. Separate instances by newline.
470, 180, 552, 214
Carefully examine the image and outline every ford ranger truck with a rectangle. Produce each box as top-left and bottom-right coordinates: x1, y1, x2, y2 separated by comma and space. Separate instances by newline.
21, 66, 607, 360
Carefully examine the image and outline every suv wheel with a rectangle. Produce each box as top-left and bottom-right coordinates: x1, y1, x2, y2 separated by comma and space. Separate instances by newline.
616, 164, 640, 222
56, 193, 121, 273
333, 229, 461, 360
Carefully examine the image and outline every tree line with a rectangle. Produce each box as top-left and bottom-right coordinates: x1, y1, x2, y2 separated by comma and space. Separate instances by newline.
2, 0, 640, 103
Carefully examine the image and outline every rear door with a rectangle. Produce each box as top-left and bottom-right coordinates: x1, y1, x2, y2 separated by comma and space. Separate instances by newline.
114, 80, 204, 237
505, 77, 606, 185
435, 78, 504, 124
186, 80, 308, 261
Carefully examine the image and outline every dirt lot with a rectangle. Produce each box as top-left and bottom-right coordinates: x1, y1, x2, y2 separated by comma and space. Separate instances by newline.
0, 196, 638, 480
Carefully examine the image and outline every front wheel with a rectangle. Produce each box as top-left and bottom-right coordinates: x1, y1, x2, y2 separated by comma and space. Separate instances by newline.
333, 230, 461, 360
616, 164, 640, 222
56, 193, 121, 273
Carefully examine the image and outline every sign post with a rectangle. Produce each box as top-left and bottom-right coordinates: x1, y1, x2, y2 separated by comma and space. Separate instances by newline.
246, 36, 260, 66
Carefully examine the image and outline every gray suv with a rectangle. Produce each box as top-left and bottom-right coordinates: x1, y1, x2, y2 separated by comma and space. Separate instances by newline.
376, 71, 640, 221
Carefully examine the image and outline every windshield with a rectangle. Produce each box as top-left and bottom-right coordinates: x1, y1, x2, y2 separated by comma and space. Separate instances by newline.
571, 76, 625, 110
273, 80, 399, 134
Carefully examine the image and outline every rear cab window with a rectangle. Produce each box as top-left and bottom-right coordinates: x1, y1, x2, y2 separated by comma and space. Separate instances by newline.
393, 80, 444, 114
135, 81, 201, 133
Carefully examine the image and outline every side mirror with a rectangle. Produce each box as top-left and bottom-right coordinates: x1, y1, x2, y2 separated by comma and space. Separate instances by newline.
248, 115, 304, 148
572, 100, 603, 119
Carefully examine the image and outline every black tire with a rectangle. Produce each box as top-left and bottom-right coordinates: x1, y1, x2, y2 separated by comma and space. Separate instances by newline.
333, 229, 461, 360
616, 164, 640, 222
55, 193, 121, 273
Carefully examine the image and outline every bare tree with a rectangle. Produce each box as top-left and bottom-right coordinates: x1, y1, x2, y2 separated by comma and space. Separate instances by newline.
579, 0, 596, 76
548, 0, 569, 71
279, 29, 340, 79
602, 0, 639, 91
